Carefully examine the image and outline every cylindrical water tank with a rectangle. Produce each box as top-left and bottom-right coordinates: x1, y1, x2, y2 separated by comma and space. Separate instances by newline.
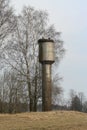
38, 38, 55, 64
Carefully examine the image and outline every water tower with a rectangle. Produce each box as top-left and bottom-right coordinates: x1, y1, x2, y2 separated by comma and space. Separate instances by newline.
38, 38, 55, 111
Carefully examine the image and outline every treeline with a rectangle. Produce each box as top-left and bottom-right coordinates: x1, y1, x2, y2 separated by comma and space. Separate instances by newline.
0, 80, 87, 113
69, 90, 87, 113
0, 69, 63, 113
53, 90, 87, 113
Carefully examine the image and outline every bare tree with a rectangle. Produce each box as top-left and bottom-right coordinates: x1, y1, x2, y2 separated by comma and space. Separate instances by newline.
0, 70, 28, 113
0, 72, 10, 113
52, 74, 63, 105
3, 6, 65, 111
69, 90, 85, 112
83, 101, 87, 113
78, 92, 85, 108
0, 0, 16, 44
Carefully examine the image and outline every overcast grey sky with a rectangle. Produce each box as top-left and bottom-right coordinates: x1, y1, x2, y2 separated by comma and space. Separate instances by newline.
11, 0, 87, 97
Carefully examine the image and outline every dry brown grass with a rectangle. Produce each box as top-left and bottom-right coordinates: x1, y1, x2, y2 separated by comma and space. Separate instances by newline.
0, 111, 87, 130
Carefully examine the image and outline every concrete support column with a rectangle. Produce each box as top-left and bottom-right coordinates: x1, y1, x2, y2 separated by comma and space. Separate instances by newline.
42, 64, 52, 111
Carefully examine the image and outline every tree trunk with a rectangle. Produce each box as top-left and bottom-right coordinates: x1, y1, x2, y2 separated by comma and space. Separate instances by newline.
27, 81, 33, 112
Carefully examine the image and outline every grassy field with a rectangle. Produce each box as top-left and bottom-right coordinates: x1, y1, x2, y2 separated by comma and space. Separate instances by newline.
0, 111, 87, 130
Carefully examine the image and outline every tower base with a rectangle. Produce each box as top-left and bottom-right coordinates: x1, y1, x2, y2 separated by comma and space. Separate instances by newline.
42, 64, 52, 111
